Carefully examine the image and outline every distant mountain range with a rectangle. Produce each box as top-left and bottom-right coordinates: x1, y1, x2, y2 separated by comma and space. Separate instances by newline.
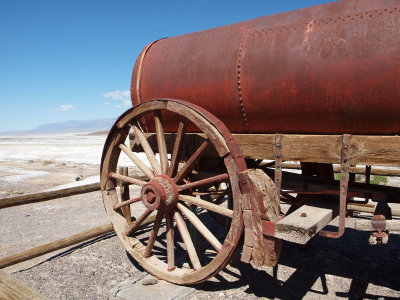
0, 118, 117, 136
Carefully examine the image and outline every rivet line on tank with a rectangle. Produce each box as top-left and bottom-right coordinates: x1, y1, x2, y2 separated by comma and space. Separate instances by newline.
236, 30, 250, 130
252, 5, 398, 37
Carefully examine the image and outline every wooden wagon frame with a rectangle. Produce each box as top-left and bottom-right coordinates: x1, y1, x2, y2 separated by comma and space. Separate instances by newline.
100, 98, 400, 285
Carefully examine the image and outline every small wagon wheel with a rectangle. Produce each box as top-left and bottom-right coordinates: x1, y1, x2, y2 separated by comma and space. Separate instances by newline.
100, 99, 247, 285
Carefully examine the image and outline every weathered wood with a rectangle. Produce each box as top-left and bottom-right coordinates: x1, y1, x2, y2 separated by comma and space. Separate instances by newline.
118, 167, 131, 223
177, 173, 229, 192
131, 133, 400, 167
275, 201, 338, 244
119, 144, 154, 179
154, 110, 169, 174
174, 212, 202, 271
132, 124, 162, 175
144, 209, 164, 257
0, 224, 112, 269
174, 139, 210, 183
240, 169, 281, 267
266, 162, 400, 177
236, 134, 400, 166
179, 194, 233, 218
177, 203, 222, 252
0, 183, 100, 209
103, 100, 243, 284
165, 212, 175, 271
125, 208, 152, 236
0, 215, 157, 269
347, 203, 400, 217
355, 219, 400, 232
168, 120, 186, 177
0, 270, 47, 299
109, 172, 147, 187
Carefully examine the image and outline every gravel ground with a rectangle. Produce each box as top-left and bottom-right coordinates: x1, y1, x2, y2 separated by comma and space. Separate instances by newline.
1, 134, 399, 299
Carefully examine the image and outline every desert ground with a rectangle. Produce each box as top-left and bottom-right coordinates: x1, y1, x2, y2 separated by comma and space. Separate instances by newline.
0, 133, 399, 299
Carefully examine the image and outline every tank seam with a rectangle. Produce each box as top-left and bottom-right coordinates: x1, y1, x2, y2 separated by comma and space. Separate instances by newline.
250, 6, 399, 35
236, 27, 250, 132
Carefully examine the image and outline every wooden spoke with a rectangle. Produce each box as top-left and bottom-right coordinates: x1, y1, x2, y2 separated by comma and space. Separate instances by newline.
179, 194, 233, 218
154, 111, 169, 174
125, 208, 152, 236
174, 139, 210, 183
119, 144, 154, 179
109, 172, 147, 187
132, 124, 162, 175
177, 203, 222, 251
213, 189, 231, 205
174, 211, 202, 271
178, 173, 229, 192
144, 209, 165, 258
167, 120, 186, 178
113, 196, 141, 211
166, 211, 175, 271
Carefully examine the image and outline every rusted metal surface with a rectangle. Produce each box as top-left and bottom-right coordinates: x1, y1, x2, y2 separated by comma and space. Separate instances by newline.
131, 1, 400, 135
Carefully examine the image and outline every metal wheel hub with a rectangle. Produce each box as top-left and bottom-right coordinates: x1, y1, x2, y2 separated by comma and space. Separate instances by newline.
141, 175, 178, 210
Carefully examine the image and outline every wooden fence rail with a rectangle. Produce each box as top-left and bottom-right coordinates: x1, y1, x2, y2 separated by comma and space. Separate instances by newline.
0, 171, 156, 269
0, 216, 156, 269
0, 183, 101, 209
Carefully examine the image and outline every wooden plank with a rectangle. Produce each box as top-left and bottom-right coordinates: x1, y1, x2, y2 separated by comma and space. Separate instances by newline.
347, 203, 400, 217
0, 183, 101, 209
275, 201, 338, 244
0, 270, 47, 299
351, 135, 400, 167
265, 162, 400, 177
131, 133, 400, 167
355, 219, 400, 232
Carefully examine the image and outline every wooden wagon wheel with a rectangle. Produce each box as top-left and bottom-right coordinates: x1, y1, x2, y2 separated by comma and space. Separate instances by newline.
100, 99, 247, 285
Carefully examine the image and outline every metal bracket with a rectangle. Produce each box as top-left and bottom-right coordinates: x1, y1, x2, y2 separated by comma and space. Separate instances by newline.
274, 133, 283, 195
319, 134, 351, 238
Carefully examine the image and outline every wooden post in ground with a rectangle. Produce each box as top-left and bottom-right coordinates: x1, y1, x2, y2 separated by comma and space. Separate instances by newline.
119, 166, 131, 223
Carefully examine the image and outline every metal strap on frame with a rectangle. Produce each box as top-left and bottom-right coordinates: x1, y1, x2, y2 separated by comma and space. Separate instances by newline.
319, 134, 352, 238
274, 133, 283, 194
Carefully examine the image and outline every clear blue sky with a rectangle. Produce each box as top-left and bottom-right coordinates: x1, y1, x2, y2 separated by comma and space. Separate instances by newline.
0, 0, 332, 131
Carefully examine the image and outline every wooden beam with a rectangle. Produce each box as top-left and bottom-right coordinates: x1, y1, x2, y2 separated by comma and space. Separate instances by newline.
347, 203, 400, 217
275, 199, 339, 244
130, 133, 400, 167
0, 183, 101, 209
266, 162, 400, 177
0, 216, 156, 269
0, 224, 112, 269
355, 219, 400, 232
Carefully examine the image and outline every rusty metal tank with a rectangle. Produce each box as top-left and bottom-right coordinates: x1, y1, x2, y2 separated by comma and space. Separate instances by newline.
131, 0, 400, 134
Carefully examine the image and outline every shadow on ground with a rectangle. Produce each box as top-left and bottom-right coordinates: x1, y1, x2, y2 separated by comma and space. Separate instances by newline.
194, 227, 400, 299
